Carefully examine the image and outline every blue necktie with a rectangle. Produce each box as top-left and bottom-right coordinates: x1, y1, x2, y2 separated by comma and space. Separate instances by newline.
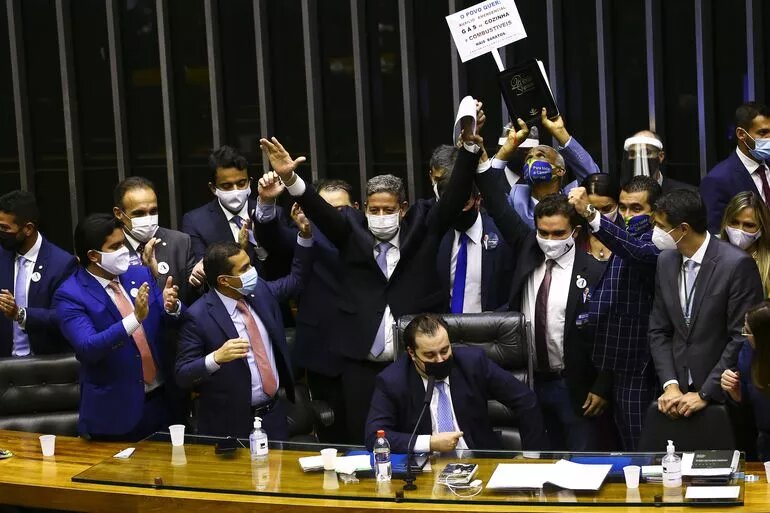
12, 255, 31, 356
450, 233, 469, 313
371, 241, 393, 356
435, 381, 455, 433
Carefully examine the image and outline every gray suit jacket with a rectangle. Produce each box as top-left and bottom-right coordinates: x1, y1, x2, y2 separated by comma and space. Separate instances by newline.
648, 237, 763, 401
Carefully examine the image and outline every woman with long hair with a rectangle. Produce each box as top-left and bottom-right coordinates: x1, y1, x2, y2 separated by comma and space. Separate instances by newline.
578, 173, 620, 262
720, 191, 770, 296
721, 299, 770, 460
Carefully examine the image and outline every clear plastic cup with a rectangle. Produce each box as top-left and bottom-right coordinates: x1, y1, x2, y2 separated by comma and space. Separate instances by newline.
764, 461, 770, 483
623, 465, 641, 488
39, 435, 56, 457
169, 424, 185, 447
321, 448, 337, 471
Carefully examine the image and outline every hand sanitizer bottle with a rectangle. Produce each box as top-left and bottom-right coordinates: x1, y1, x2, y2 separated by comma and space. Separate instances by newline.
662, 439, 682, 487
249, 416, 268, 460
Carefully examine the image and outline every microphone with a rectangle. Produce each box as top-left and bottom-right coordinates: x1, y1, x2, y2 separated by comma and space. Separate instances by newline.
403, 376, 435, 491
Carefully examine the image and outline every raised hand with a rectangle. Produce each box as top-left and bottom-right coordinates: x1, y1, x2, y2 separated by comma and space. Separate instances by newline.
291, 202, 311, 238
163, 276, 180, 313
495, 118, 529, 162
258, 171, 285, 201
567, 187, 593, 220
259, 137, 306, 181
540, 107, 570, 146
238, 218, 252, 250
134, 282, 150, 322
475, 100, 486, 135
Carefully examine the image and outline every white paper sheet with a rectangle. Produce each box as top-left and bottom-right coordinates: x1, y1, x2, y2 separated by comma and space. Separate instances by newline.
298, 454, 372, 474
453, 95, 478, 144
685, 486, 740, 499
485, 459, 611, 491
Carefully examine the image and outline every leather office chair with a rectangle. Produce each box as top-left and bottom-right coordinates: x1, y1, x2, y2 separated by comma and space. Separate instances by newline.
0, 354, 80, 436
394, 312, 533, 451
638, 401, 736, 452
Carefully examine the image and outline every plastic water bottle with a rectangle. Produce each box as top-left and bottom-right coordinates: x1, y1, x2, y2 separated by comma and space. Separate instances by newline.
249, 416, 268, 460
662, 439, 682, 487
373, 429, 392, 482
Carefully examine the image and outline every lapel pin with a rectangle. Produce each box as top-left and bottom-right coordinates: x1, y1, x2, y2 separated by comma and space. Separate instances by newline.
38, 264, 43, 270
130, 288, 139, 298
162, 242, 167, 246
131, 281, 136, 285
576, 275, 587, 289
157, 262, 170, 275
30, 272, 41, 283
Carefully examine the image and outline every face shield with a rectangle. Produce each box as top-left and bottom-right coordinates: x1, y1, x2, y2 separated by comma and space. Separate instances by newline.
621, 136, 663, 184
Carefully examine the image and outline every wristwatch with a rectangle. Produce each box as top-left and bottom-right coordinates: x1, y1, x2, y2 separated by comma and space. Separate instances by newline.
583, 204, 597, 219
15, 307, 25, 326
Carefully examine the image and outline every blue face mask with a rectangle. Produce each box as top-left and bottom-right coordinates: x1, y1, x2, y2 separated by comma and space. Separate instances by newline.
624, 213, 652, 236
522, 159, 555, 185
224, 267, 259, 295
742, 129, 770, 162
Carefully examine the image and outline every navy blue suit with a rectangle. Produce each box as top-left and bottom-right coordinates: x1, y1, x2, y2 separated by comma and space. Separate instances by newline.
436, 212, 514, 312
175, 243, 312, 438
700, 151, 761, 234
0, 236, 77, 356
364, 347, 546, 452
54, 265, 177, 437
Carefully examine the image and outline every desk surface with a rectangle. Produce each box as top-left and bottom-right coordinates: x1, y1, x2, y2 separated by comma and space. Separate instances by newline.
1, 430, 769, 513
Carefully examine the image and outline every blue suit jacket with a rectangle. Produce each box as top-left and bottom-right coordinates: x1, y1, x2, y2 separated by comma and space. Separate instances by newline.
175, 243, 312, 437
54, 265, 176, 436
0, 237, 77, 356
436, 212, 514, 312
364, 347, 546, 452
700, 151, 761, 233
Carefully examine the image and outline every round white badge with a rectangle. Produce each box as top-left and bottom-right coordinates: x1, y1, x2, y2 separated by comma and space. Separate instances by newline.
130, 288, 139, 298
157, 262, 170, 275
30, 272, 41, 283
576, 277, 587, 289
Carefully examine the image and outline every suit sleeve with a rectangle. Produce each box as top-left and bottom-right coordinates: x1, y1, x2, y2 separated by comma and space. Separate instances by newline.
483, 356, 548, 450
24, 255, 78, 338
475, 167, 533, 254
591, 218, 661, 264
364, 374, 418, 453
175, 312, 212, 389
700, 175, 727, 235
181, 212, 206, 261
178, 233, 198, 304
702, 257, 765, 400
265, 241, 313, 303
560, 137, 601, 180
428, 148, 481, 234
294, 185, 352, 249
648, 257, 678, 388
53, 287, 131, 366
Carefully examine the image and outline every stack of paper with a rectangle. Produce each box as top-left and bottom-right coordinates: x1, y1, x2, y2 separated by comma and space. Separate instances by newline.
298, 454, 372, 474
486, 460, 612, 491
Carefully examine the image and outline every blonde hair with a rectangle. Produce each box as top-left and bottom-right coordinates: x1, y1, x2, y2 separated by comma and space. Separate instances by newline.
720, 191, 770, 296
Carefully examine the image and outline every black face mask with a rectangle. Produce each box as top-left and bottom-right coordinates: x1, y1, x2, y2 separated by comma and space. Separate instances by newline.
452, 208, 478, 233
0, 230, 24, 252
419, 355, 455, 381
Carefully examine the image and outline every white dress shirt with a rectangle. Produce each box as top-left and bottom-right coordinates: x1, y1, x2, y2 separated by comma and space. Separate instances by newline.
205, 290, 280, 406
522, 245, 576, 370
449, 212, 483, 313
414, 375, 468, 453
661, 232, 711, 390
12, 232, 42, 334
736, 147, 770, 201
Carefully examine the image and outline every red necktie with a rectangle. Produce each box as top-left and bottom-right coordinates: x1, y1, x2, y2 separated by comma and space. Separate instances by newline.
107, 281, 157, 384
534, 260, 555, 371
757, 164, 770, 209
235, 300, 278, 396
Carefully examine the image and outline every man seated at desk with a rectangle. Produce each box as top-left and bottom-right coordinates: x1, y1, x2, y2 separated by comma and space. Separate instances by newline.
364, 313, 547, 453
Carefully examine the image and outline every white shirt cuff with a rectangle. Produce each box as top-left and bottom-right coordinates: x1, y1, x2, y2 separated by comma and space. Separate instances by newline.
560, 136, 573, 149
165, 300, 181, 316
255, 197, 277, 223
463, 142, 480, 154
414, 434, 431, 453
662, 379, 679, 391
285, 174, 307, 196
296, 234, 313, 247
491, 157, 508, 169
588, 215, 601, 233
476, 157, 493, 175
122, 314, 141, 335
205, 352, 221, 374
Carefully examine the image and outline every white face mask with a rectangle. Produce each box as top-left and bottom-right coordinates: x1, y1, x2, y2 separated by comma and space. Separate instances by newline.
651, 225, 682, 251
128, 214, 159, 243
536, 231, 575, 260
602, 208, 618, 224
97, 246, 131, 276
725, 226, 762, 250
215, 186, 251, 213
367, 212, 400, 241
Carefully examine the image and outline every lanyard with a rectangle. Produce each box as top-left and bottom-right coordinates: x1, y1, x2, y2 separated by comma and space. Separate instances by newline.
680, 262, 698, 323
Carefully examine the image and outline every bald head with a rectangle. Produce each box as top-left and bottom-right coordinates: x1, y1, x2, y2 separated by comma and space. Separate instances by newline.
526, 145, 565, 170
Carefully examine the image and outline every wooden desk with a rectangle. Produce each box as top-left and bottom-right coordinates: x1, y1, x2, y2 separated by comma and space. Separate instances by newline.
0, 430, 768, 513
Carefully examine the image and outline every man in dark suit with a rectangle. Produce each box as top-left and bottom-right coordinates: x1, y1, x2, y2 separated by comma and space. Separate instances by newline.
364, 314, 545, 453
54, 214, 182, 440
620, 130, 696, 195
0, 191, 77, 356
568, 176, 663, 450
434, 159, 514, 313
260, 128, 480, 444
181, 145, 292, 284
175, 218, 313, 440
475, 122, 611, 450
650, 190, 764, 419
701, 102, 770, 233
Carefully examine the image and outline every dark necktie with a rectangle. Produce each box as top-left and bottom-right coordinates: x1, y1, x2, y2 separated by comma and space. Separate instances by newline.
450, 233, 469, 313
757, 164, 770, 208
534, 259, 556, 371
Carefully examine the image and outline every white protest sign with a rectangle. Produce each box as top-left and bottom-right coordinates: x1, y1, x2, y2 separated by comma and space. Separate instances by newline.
445, 0, 526, 65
